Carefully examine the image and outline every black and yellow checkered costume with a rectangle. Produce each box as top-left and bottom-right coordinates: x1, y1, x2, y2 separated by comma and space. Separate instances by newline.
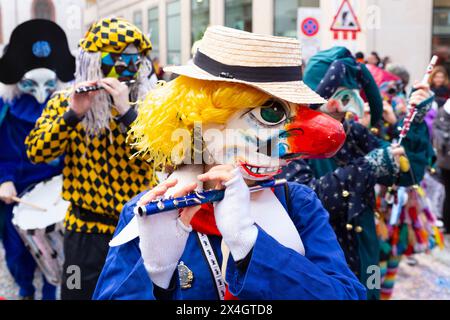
26, 93, 156, 234
80, 17, 152, 54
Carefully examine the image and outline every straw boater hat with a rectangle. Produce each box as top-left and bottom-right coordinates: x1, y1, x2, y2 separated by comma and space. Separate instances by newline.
165, 25, 326, 105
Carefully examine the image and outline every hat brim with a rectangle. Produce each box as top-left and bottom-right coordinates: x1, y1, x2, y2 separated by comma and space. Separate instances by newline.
164, 64, 327, 105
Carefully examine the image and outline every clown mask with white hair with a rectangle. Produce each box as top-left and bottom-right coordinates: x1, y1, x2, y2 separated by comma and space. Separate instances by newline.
74, 17, 157, 136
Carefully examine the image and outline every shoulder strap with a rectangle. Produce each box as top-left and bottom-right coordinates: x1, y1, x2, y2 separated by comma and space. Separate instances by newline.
196, 232, 226, 300
284, 183, 292, 214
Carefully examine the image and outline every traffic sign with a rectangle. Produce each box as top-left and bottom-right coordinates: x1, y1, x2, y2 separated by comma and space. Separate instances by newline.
330, 0, 361, 40
301, 17, 320, 37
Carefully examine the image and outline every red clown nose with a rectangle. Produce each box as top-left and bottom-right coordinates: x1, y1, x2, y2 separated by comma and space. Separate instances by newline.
285, 105, 346, 160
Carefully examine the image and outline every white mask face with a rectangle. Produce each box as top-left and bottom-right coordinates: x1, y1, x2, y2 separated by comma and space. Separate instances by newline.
319, 87, 365, 120
17, 68, 57, 104
202, 98, 346, 181
203, 100, 291, 181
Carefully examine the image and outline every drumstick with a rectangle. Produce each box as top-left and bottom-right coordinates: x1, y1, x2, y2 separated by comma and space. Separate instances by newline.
12, 196, 47, 212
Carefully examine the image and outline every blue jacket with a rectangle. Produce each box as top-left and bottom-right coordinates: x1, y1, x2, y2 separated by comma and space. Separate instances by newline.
93, 182, 367, 300
0, 95, 63, 192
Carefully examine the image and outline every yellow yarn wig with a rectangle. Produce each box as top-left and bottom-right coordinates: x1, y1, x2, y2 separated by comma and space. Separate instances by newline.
129, 76, 270, 171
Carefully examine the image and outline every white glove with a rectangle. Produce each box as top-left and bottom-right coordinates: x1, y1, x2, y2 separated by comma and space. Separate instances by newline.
137, 210, 192, 289
214, 169, 258, 261
136, 175, 199, 290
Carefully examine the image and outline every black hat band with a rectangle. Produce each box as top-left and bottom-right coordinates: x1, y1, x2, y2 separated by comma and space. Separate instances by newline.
194, 51, 302, 83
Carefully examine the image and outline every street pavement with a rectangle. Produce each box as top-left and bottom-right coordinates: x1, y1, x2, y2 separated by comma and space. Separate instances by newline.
392, 236, 450, 300
1, 237, 449, 300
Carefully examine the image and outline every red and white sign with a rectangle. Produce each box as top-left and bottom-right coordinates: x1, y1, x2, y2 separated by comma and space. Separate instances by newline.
301, 17, 320, 37
298, 8, 322, 62
330, 0, 361, 40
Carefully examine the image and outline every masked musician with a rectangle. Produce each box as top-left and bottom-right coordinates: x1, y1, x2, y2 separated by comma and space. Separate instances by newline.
279, 47, 434, 300
366, 62, 438, 300
94, 26, 366, 300
0, 20, 75, 300
25, 18, 157, 300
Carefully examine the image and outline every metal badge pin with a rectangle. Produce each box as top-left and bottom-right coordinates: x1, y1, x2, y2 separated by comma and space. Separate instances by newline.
178, 261, 194, 289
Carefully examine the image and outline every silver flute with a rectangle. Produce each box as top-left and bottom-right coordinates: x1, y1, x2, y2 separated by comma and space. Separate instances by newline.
75, 79, 136, 94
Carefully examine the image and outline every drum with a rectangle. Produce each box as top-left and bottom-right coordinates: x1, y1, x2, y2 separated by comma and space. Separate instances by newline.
12, 175, 69, 286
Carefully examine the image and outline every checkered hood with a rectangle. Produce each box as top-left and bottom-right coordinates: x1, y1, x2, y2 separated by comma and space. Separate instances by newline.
80, 17, 152, 54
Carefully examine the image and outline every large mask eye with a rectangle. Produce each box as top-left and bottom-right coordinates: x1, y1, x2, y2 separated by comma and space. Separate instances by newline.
249, 99, 288, 127
341, 94, 351, 106
45, 79, 57, 90
18, 79, 37, 93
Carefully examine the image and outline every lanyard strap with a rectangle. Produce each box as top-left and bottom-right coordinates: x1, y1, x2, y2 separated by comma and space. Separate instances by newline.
196, 232, 226, 300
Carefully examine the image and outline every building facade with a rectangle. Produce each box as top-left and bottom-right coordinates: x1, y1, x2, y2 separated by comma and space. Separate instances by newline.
1, 1, 447, 86
80, 0, 450, 84
0, 0, 84, 52
434, 0, 450, 73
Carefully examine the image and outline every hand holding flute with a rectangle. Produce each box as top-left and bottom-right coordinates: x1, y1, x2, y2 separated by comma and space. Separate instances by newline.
137, 165, 263, 288
135, 177, 287, 217
70, 81, 99, 118
70, 78, 134, 117
75, 79, 136, 94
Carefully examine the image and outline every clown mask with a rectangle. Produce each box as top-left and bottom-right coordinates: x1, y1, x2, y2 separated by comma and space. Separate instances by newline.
319, 87, 365, 121
379, 81, 407, 116
130, 77, 346, 183
203, 98, 345, 181
101, 45, 141, 82
17, 68, 57, 104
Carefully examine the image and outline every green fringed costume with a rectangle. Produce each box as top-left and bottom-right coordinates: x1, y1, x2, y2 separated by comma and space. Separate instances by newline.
280, 47, 435, 300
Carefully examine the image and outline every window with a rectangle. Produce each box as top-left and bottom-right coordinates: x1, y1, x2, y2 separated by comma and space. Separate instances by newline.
433, 0, 450, 74
191, 0, 210, 46
167, 0, 181, 65
133, 10, 143, 31
225, 0, 252, 32
32, 0, 55, 21
274, 0, 319, 37
148, 7, 159, 58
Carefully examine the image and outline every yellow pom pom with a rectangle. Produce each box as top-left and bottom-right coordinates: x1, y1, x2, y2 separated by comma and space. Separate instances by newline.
416, 186, 425, 198
399, 156, 410, 173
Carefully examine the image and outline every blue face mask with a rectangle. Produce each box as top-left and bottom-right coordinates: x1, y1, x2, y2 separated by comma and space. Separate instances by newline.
101, 52, 141, 81
17, 68, 57, 104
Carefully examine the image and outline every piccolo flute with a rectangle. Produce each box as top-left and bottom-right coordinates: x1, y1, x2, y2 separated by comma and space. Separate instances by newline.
135, 178, 287, 217
398, 56, 438, 145
75, 79, 136, 94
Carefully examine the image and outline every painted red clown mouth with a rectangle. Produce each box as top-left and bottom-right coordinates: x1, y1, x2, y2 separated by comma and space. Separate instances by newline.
240, 163, 282, 178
